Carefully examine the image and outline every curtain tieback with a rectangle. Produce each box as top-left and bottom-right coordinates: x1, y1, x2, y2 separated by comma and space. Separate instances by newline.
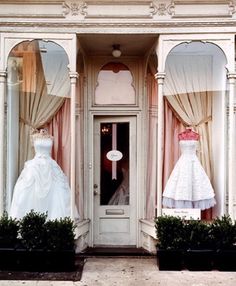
19, 117, 39, 134
190, 115, 212, 128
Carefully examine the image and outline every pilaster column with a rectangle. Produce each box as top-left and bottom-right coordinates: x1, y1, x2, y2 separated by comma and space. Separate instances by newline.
69, 71, 79, 219
227, 72, 236, 219
0, 71, 6, 216
155, 72, 165, 217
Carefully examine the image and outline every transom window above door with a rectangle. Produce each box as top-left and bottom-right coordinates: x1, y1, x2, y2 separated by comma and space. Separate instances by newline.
94, 62, 136, 105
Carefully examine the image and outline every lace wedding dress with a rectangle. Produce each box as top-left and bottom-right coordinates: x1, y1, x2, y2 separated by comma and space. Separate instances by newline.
162, 140, 216, 210
10, 137, 71, 220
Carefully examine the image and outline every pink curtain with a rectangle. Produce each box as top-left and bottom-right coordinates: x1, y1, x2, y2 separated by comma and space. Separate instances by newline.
46, 98, 71, 179
163, 100, 185, 188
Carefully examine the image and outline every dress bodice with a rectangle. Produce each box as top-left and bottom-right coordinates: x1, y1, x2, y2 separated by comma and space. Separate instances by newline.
179, 140, 198, 155
33, 138, 53, 157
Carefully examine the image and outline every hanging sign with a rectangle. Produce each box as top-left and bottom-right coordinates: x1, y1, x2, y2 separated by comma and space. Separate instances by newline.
106, 150, 123, 162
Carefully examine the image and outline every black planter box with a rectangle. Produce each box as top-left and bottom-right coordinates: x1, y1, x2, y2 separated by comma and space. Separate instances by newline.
157, 249, 183, 270
17, 249, 75, 272
0, 248, 75, 272
0, 248, 18, 270
184, 249, 214, 271
214, 249, 236, 271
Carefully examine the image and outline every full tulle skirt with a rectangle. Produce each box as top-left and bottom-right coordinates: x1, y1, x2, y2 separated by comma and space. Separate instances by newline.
10, 155, 71, 220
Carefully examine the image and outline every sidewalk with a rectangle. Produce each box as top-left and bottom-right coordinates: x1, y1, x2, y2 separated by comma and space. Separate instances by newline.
0, 257, 236, 286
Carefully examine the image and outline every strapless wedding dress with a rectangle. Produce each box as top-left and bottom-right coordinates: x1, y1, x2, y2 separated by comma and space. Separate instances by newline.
10, 138, 71, 220
162, 140, 216, 210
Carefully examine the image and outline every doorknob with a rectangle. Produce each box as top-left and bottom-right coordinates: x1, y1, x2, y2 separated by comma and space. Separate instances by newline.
94, 184, 98, 189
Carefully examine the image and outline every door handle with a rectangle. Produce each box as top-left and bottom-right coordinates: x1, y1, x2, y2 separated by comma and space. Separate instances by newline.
94, 189, 99, 196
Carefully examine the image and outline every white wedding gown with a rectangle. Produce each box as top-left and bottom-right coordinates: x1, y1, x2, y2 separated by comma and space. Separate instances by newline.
10, 137, 71, 220
162, 140, 216, 210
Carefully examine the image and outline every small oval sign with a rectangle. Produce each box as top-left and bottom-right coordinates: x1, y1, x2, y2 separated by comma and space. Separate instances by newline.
106, 150, 123, 162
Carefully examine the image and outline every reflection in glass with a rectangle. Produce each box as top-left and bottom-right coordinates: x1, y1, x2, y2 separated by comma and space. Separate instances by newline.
100, 122, 129, 205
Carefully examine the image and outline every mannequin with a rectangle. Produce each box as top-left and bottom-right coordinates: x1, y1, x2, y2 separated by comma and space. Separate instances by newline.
162, 128, 216, 210
10, 128, 72, 220
178, 128, 200, 141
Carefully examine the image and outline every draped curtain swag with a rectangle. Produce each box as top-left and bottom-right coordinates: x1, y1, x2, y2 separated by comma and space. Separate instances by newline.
164, 55, 213, 179
19, 41, 68, 171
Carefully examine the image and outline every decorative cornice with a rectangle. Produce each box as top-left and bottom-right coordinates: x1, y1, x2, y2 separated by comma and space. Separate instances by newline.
2, 19, 236, 29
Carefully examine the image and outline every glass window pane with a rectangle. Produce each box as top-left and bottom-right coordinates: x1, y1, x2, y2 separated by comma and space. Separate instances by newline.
100, 122, 129, 205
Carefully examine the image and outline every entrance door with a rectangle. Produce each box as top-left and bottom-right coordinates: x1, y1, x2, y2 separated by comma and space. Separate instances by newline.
93, 116, 137, 246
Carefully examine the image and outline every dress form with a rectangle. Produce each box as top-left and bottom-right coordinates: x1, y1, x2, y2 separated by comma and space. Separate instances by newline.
178, 128, 200, 141
162, 128, 216, 210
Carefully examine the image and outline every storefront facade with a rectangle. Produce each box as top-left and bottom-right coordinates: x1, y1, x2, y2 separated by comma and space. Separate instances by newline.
0, 0, 236, 253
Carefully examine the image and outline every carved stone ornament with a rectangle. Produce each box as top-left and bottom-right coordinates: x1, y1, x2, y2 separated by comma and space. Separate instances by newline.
229, 1, 236, 15
152, 1, 175, 16
62, 1, 87, 17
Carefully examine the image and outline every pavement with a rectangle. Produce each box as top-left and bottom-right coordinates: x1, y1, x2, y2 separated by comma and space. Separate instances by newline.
0, 257, 236, 286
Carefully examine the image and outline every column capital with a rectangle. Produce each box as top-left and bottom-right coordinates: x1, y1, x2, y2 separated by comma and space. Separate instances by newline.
155, 72, 166, 84
0, 71, 7, 78
227, 72, 236, 82
69, 71, 79, 78
0, 71, 7, 84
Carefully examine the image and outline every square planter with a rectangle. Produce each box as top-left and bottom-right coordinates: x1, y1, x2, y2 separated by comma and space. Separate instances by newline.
15, 248, 75, 272
0, 248, 17, 270
184, 249, 214, 271
157, 249, 183, 270
214, 249, 236, 271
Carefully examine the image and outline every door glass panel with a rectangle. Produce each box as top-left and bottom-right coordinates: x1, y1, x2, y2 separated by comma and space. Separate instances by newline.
100, 122, 129, 205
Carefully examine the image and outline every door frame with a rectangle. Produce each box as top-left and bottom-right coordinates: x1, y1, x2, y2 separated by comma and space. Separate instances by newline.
87, 111, 144, 248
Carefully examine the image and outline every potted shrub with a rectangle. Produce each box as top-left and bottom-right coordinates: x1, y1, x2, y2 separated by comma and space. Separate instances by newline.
0, 211, 19, 247
44, 217, 76, 271
184, 219, 214, 271
17, 210, 76, 271
210, 215, 236, 271
0, 212, 19, 270
18, 210, 47, 271
155, 215, 185, 270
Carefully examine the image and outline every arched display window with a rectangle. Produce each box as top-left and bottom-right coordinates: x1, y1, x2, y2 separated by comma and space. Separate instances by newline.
162, 41, 227, 219
6, 40, 71, 212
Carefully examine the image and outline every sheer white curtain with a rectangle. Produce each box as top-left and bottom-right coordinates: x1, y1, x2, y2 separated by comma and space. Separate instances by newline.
164, 55, 213, 179
39, 40, 70, 98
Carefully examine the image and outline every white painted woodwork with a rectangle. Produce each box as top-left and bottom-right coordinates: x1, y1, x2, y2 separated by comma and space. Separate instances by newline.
6, 83, 19, 212
0, 72, 6, 216
93, 116, 137, 246
1, 0, 236, 251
